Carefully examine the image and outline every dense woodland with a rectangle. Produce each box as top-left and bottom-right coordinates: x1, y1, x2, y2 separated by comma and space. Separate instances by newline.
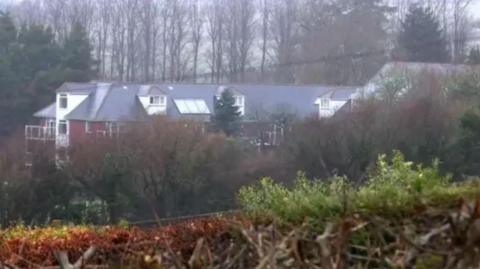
0, 0, 480, 226
0, 0, 478, 134
1, 0, 478, 85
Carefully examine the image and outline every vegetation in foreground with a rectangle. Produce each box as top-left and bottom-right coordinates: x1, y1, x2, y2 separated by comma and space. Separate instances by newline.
239, 151, 480, 223
3, 153, 480, 268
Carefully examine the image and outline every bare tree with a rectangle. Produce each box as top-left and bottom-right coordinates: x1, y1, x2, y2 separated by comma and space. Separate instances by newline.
452, 0, 473, 62
189, 0, 203, 83
270, 0, 298, 83
259, 0, 269, 80
206, 0, 226, 83
224, 0, 256, 82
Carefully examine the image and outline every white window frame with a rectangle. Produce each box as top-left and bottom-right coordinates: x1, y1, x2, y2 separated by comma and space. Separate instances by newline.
58, 120, 68, 135
234, 96, 244, 106
149, 95, 166, 106
46, 119, 56, 136
105, 122, 124, 136
320, 98, 330, 109
85, 121, 92, 134
59, 94, 68, 109
46, 119, 55, 129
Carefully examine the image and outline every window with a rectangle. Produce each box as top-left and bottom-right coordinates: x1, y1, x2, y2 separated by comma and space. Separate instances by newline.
46, 119, 55, 136
150, 95, 165, 105
105, 122, 116, 133
320, 98, 330, 109
46, 119, 55, 129
58, 120, 67, 135
85, 121, 91, 133
59, 94, 68, 109
234, 96, 244, 106
106, 122, 124, 135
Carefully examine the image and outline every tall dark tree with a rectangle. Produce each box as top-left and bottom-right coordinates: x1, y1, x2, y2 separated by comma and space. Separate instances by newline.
0, 12, 18, 90
213, 89, 241, 136
396, 5, 448, 63
297, 0, 392, 85
456, 107, 480, 176
62, 22, 95, 81
13, 24, 61, 81
0, 11, 16, 56
467, 46, 480, 65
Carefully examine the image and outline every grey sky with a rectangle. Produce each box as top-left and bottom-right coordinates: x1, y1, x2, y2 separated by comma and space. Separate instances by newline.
1, 0, 480, 19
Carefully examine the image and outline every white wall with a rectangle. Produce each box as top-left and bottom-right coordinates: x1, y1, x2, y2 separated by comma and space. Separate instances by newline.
138, 95, 167, 115
55, 93, 89, 147
318, 99, 348, 118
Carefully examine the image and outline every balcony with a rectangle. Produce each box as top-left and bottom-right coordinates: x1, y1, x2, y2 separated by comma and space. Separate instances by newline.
25, 125, 56, 141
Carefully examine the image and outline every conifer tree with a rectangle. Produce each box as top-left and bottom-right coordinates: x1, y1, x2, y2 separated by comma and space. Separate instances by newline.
62, 22, 94, 80
397, 5, 448, 63
213, 89, 241, 136
467, 46, 480, 65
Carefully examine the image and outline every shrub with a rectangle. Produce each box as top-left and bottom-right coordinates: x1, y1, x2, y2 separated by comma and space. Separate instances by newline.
355, 151, 448, 215
239, 151, 480, 222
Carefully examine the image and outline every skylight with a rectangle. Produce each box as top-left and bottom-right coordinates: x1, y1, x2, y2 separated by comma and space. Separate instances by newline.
174, 99, 210, 114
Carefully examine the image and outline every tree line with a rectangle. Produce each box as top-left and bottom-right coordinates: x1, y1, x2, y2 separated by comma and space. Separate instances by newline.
3, 0, 478, 85
0, 12, 93, 136
0, 0, 479, 135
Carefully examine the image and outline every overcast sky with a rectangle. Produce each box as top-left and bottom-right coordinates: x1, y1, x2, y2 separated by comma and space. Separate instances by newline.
1, 0, 480, 19
472, 2, 480, 19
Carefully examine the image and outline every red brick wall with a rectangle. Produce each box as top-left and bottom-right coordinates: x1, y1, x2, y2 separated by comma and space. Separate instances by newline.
69, 120, 106, 145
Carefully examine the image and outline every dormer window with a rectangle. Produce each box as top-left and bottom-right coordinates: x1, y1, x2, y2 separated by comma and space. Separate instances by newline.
59, 94, 68, 109
320, 98, 329, 109
150, 95, 166, 106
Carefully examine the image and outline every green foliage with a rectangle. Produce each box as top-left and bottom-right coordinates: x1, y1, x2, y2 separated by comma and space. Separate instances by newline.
448, 73, 480, 100
62, 22, 95, 80
239, 151, 478, 223
0, 18, 95, 136
397, 4, 448, 62
378, 76, 409, 103
238, 173, 346, 223
455, 106, 480, 175
356, 151, 448, 215
467, 46, 480, 65
213, 89, 241, 136
0, 11, 16, 55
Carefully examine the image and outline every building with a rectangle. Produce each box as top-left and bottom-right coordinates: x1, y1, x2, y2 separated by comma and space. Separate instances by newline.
25, 82, 359, 161
361, 61, 480, 97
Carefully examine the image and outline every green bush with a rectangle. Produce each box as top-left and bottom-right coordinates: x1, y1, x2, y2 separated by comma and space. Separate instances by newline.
238, 173, 348, 223
355, 151, 448, 215
239, 151, 480, 222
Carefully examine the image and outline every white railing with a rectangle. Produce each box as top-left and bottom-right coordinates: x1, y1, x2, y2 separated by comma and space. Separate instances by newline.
25, 125, 56, 141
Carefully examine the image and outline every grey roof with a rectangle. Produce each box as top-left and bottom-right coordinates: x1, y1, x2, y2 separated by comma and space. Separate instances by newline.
137, 85, 169, 96
368, 62, 480, 84
64, 84, 149, 122
318, 89, 357, 100
216, 85, 245, 96
33, 103, 56, 118
57, 82, 97, 95
43, 82, 358, 121
164, 83, 357, 119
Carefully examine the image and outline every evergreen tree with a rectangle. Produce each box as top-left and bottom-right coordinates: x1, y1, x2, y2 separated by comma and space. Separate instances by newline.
0, 11, 16, 56
0, 12, 18, 89
467, 46, 480, 65
213, 89, 241, 136
14, 24, 61, 81
396, 5, 448, 63
62, 22, 94, 80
